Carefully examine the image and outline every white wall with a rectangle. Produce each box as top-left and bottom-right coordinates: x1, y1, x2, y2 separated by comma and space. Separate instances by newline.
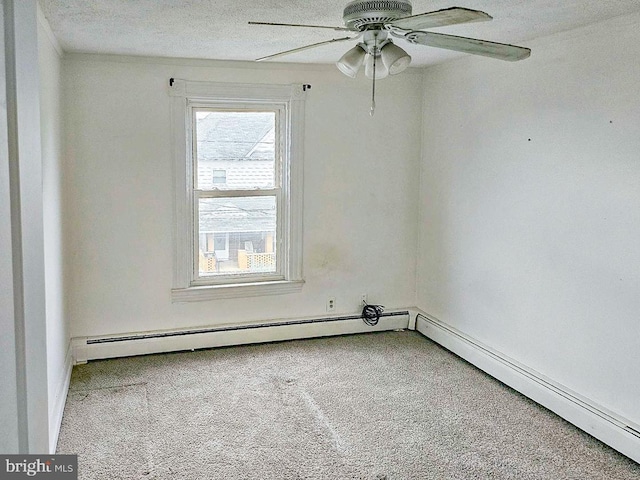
63, 55, 422, 338
418, 12, 640, 427
37, 6, 69, 452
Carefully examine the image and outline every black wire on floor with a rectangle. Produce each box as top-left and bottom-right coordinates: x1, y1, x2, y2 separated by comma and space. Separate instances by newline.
361, 303, 385, 326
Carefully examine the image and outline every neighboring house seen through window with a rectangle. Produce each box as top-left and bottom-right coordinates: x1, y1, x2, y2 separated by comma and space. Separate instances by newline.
170, 80, 306, 301
196, 109, 277, 274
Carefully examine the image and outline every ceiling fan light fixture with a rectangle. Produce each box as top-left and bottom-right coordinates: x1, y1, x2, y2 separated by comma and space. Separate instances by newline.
336, 44, 367, 78
364, 53, 389, 79
380, 42, 411, 75
250, 2, 530, 114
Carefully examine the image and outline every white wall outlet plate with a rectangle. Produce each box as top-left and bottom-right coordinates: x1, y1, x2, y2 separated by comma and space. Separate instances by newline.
326, 296, 336, 312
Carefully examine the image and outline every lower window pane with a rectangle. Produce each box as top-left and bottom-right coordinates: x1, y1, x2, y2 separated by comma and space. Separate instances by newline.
198, 196, 277, 277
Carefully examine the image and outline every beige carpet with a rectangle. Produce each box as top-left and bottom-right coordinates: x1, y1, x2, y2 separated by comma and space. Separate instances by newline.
57, 331, 640, 479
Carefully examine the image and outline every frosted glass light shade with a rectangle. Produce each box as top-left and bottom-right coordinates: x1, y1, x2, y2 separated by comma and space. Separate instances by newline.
336, 45, 366, 78
381, 42, 411, 75
364, 54, 389, 79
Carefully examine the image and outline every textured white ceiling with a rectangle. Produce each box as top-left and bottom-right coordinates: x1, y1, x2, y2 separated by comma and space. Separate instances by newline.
39, 1, 640, 67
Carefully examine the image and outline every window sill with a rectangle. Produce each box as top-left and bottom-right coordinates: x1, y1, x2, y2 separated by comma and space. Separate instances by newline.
171, 280, 304, 302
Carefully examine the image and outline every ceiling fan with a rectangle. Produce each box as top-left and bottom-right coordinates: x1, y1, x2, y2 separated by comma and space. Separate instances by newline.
249, 0, 531, 114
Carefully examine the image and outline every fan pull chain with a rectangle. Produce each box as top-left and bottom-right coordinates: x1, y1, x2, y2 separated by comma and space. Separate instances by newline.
370, 53, 376, 116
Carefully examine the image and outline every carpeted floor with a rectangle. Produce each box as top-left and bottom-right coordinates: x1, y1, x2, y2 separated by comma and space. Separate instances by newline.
57, 331, 640, 479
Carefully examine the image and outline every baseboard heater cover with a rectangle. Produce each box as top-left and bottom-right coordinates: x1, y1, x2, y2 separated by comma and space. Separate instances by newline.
75, 310, 410, 363
87, 311, 408, 344
415, 312, 640, 465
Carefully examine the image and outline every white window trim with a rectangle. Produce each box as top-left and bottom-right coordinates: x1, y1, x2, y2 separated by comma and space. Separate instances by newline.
170, 80, 306, 301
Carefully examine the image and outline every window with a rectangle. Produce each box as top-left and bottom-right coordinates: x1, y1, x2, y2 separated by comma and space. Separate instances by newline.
196, 110, 277, 275
170, 80, 306, 301
211, 169, 226, 185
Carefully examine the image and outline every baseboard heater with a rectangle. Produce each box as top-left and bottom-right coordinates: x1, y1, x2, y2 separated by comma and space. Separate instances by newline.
414, 312, 640, 464
74, 310, 410, 363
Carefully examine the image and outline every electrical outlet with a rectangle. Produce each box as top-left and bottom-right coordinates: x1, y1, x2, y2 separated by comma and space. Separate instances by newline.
326, 296, 336, 312
360, 294, 368, 306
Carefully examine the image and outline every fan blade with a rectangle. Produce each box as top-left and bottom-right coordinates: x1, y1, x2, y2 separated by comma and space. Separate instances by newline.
256, 37, 356, 62
249, 21, 352, 32
408, 31, 531, 61
390, 7, 492, 30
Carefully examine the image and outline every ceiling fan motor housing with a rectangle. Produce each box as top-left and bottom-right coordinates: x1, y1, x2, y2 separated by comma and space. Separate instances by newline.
343, 0, 412, 30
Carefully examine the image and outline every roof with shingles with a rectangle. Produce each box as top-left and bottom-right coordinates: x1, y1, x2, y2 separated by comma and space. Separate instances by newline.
196, 111, 274, 161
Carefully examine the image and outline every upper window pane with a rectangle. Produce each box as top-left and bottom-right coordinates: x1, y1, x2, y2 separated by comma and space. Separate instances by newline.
195, 111, 276, 190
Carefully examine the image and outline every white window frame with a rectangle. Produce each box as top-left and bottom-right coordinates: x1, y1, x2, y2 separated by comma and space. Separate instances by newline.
191, 105, 283, 285
170, 80, 306, 301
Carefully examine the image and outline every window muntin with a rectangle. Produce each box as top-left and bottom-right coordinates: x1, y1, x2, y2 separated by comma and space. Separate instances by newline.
192, 107, 283, 285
